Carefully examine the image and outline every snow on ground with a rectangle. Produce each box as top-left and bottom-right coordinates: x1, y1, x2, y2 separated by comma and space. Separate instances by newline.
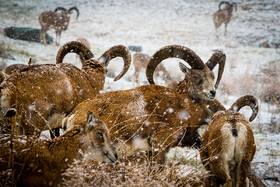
1, 0, 280, 185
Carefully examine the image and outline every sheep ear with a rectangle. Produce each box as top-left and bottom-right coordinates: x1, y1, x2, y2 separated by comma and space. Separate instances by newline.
179, 62, 192, 77
86, 111, 96, 130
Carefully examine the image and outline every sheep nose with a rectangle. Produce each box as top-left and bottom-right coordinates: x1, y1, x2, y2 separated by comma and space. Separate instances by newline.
210, 90, 216, 97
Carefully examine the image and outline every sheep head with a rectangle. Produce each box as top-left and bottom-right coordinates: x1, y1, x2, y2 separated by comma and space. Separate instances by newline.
79, 111, 118, 163
146, 45, 225, 101
53, 7, 79, 30
219, 1, 237, 11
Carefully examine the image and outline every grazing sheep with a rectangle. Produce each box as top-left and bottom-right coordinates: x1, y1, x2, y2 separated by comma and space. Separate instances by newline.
213, 1, 237, 38
132, 52, 172, 86
200, 95, 259, 187
39, 7, 79, 45
0, 110, 117, 186
62, 45, 226, 164
0, 41, 131, 138
3, 63, 28, 75
76, 37, 91, 63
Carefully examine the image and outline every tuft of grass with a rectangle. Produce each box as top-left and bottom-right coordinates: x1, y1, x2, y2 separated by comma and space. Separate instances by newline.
61, 152, 207, 187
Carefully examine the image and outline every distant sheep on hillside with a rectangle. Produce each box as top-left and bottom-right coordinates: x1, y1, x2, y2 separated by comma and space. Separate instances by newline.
39, 7, 79, 45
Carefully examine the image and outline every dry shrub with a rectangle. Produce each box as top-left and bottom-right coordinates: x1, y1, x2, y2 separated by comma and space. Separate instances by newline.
61, 151, 207, 187
260, 61, 280, 105
219, 60, 280, 102
219, 60, 280, 133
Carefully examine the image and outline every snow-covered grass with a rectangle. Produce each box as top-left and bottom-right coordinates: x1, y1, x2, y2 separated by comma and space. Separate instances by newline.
1, 0, 279, 186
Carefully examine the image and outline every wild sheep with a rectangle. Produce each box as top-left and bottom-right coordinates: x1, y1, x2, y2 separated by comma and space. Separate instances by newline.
76, 37, 91, 49
0, 60, 38, 84
0, 41, 131, 138
213, 1, 237, 38
132, 52, 172, 86
3, 63, 28, 75
39, 7, 79, 45
0, 110, 117, 186
200, 95, 259, 187
76, 37, 91, 63
62, 45, 226, 164
0, 63, 28, 87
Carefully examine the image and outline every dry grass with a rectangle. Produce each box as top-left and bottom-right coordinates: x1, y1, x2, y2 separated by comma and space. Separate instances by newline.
61, 151, 207, 187
218, 59, 280, 133
0, 132, 208, 186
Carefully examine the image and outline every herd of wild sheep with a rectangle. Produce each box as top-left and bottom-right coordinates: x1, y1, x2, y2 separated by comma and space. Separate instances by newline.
0, 1, 265, 186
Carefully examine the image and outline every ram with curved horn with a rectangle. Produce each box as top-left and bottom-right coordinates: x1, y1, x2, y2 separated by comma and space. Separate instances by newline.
39, 6, 79, 45
0, 41, 131, 138
200, 95, 259, 187
146, 45, 225, 99
213, 1, 237, 38
62, 45, 225, 164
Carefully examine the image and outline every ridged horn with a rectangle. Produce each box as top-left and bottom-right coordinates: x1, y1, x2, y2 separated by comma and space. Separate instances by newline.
232, 2, 237, 11
230, 95, 259, 122
68, 6, 79, 19
56, 41, 94, 64
98, 45, 131, 81
146, 45, 205, 85
54, 7, 67, 12
205, 50, 226, 89
219, 1, 230, 10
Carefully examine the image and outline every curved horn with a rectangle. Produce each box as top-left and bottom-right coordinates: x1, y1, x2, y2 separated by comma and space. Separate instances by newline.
56, 41, 94, 64
232, 2, 237, 11
230, 95, 259, 122
219, 1, 230, 10
206, 50, 226, 89
146, 45, 205, 85
98, 45, 131, 81
68, 6, 79, 19
54, 7, 67, 12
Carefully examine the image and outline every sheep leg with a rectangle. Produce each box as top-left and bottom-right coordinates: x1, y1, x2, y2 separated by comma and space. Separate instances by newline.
224, 24, 228, 36
132, 69, 140, 86
40, 29, 47, 45
57, 32, 61, 46
209, 157, 231, 186
215, 27, 219, 40
180, 127, 202, 148
237, 160, 250, 187
55, 31, 60, 46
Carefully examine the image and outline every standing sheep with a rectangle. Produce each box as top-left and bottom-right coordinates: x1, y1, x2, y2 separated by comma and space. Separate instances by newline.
213, 1, 237, 38
200, 95, 259, 187
39, 7, 79, 45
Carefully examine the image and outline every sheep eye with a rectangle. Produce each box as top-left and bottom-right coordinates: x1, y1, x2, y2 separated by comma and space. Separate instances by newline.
96, 132, 103, 137
193, 75, 202, 84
